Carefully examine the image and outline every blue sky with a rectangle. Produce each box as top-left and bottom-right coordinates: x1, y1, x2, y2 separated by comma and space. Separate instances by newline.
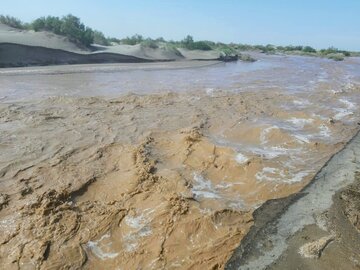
2, 0, 360, 50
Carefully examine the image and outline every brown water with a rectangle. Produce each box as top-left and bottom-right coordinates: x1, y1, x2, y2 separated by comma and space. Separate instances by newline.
1, 54, 359, 102
0, 54, 360, 269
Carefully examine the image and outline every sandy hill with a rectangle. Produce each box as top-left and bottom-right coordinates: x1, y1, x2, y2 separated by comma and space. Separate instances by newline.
0, 23, 88, 53
0, 23, 223, 67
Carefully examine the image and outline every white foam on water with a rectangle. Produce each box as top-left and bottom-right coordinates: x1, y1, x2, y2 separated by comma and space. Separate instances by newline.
333, 98, 356, 120
317, 70, 329, 82
123, 226, 152, 252
123, 209, 154, 252
228, 201, 247, 209
250, 145, 297, 159
192, 173, 222, 199
289, 171, 312, 184
344, 82, 355, 91
125, 213, 150, 229
293, 99, 311, 107
86, 233, 119, 260
293, 134, 311, 144
330, 89, 344, 94
292, 123, 331, 143
192, 173, 246, 209
205, 88, 215, 96
339, 98, 356, 109
319, 124, 331, 137
255, 167, 311, 184
255, 167, 284, 182
334, 108, 353, 120
260, 126, 278, 144
235, 153, 249, 164
286, 118, 314, 129
311, 113, 328, 121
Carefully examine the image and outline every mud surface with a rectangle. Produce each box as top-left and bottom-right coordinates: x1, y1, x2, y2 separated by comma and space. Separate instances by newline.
0, 55, 360, 269
266, 175, 360, 270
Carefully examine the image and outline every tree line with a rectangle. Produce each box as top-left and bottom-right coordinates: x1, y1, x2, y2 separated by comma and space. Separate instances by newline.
0, 14, 108, 47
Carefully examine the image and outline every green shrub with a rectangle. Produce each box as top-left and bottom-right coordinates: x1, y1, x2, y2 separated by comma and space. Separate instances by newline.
121, 34, 144, 45
32, 16, 62, 34
235, 44, 256, 51
107, 37, 121, 44
31, 14, 95, 47
319, 47, 350, 58
320, 47, 340, 55
141, 38, 159, 49
190, 41, 212, 50
93, 30, 109, 46
253, 44, 276, 53
302, 46, 317, 53
284, 45, 303, 51
219, 45, 237, 56
155, 37, 165, 42
239, 53, 256, 62
0, 15, 26, 29
254, 45, 266, 52
327, 53, 344, 61
164, 44, 183, 57
180, 35, 213, 50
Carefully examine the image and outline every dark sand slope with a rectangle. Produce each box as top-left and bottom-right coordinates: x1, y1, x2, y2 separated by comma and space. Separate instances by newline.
226, 129, 360, 270
0, 43, 160, 67
0, 23, 228, 67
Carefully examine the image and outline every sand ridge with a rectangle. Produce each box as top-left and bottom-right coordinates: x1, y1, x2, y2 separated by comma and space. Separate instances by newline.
0, 23, 225, 67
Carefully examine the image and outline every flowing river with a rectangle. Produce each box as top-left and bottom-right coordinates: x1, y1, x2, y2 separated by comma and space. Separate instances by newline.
0, 54, 359, 269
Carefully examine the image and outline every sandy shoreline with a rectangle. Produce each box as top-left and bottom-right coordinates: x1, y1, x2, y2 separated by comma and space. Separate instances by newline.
0, 59, 222, 76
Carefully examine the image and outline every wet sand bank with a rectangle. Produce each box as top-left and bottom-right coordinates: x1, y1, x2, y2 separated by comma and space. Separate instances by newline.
226, 129, 360, 270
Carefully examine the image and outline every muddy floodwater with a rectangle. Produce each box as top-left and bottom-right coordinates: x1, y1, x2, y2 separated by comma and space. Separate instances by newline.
0, 54, 360, 269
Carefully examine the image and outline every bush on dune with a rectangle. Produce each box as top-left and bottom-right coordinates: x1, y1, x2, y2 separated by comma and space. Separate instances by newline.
0, 15, 26, 29
140, 38, 159, 49
1, 14, 109, 48
238, 53, 256, 62
254, 44, 276, 53
163, 43, 183, 57
326, 53, 345, 61
107, 37, 121, 44
218, 45, 237, 56
181, 35, 213, 51
31, 15, 96, 47
121, 34, 144, 45
0, 14, 356, 59
32, 16, 62, 34
93, 30, 110, 46
320, 46, 350, 57
302, 46, 317, 53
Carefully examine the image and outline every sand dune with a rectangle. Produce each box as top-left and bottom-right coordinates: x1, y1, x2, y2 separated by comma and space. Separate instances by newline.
0, 23, 224, 67
0, 23, 88, 53
0, 43, 159, 67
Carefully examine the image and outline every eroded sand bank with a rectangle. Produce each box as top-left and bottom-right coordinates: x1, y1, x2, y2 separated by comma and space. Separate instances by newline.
227, 129, 360, 270
0, 74, 359, 269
